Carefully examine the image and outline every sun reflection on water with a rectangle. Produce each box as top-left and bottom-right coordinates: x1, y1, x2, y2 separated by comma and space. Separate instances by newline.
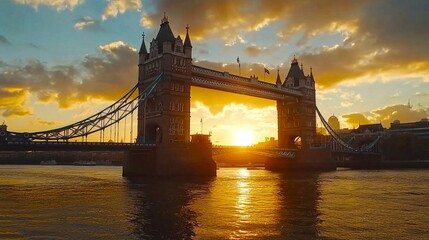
231, 169, 258, 239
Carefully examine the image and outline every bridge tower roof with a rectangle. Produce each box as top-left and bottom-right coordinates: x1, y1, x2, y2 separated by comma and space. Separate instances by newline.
155, 13, 176, 52
286, 57, 305, 80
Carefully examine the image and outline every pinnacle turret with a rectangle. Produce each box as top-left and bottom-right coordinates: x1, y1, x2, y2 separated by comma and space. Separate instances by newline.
184, 24, 192, 48
276, 68, 282, 85
138, 32, 148, 55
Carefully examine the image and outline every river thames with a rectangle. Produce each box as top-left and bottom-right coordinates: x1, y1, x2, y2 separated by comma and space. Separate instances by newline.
1, 165, 428, 239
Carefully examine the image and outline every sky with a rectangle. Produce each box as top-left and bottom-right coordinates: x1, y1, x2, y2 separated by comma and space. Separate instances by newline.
1, 0, 429, 145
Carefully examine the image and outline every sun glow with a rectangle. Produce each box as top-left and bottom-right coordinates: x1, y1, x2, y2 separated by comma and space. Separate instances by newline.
234, 129, 254, 146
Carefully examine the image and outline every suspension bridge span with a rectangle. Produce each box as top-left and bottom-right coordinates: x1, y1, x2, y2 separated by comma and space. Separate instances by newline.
0, 16, 382, 176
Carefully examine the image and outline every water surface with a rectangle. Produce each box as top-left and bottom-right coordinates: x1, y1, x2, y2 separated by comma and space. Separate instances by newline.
1, 166, 428, 239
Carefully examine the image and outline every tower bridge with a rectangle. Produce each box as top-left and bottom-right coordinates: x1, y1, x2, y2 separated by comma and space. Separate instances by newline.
0, 16, 384, 176
137, 16, 317, 152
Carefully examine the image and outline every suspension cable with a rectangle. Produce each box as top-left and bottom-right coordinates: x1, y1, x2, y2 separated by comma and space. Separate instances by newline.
8, 73, 164, 141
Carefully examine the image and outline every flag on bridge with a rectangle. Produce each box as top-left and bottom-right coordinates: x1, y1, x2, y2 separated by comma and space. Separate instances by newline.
237, 57, 241, 76
264, 67, 270, 74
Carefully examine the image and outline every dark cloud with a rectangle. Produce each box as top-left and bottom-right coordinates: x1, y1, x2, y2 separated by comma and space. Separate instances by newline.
0, 35, 11, 46
141, 0, 429, 88
143, 0, 366, 42
0, 41, 137, 116
358, 0, 429, 61
300, 0, 429, 88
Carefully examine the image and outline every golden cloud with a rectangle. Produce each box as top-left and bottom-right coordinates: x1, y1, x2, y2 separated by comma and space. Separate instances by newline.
342, 104, 429, 129
342, 113, 371, 128
0, 41, 138, 114
0, 88, 32, 117
102, 0, 142, 20
13, 0, 85, 11
140, 0, 429, 89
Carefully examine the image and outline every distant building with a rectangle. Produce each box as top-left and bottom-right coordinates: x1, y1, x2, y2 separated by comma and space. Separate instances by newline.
0, 122, 7, 143
255, 137, 278, 147
389, 118, 429, 139
351, 123, 385, 136
328, 115, 340, 131
0, 122, 7, 132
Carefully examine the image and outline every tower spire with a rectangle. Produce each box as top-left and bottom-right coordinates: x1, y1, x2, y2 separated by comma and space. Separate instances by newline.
276, 67, 282, 85
138, 32, 148, 55
184, 24, 192, 48
161, 12, 168, 24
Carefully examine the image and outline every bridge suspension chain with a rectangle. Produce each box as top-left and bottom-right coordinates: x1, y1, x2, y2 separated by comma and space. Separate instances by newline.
8, 73, 164, 141
315, 106, 380, 152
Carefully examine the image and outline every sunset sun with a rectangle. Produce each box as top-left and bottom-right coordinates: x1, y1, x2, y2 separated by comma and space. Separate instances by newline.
234, 129, 254, 146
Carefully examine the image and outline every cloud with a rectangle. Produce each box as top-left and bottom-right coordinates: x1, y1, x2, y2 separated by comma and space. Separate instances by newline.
342, 104, 429, 128
245, 45, 270, 57
13, 0, 85, 11
0, 41, 138, 116
141, 1, 365, 43
34, 118, 57, 126
298, 0, 429, 88
74, 16, 101, 31
372, 104, 429, 126
141, 0, 286, 41
225, 35, 247, 47
342, 113, 371, 128
416, 92, 429, 97
0, 88, 32, 117
102, 0, 142, 20
0, 35, 11, 46
140, 1, 429, 89
340, 91, 362, 107
28, 43, 41, 49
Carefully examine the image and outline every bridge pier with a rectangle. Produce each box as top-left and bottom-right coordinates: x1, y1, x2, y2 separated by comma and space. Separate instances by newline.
265, 148, 336, 172
123, 142, 216, 178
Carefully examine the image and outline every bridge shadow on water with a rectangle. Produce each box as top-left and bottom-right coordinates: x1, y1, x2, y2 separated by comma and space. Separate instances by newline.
275, 172, 321, 239
124, 172, 322, 239
125, 177, 214, 240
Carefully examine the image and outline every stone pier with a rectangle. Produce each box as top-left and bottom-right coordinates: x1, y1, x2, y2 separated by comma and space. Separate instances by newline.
123, 141, 217, 178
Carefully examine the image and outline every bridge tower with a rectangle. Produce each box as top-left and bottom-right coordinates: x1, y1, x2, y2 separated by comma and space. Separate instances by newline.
137, 15, 192, 144
125, 15, 216, 177
277, 58, 316, 149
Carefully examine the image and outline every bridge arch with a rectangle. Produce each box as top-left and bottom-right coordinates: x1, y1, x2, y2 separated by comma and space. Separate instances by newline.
145, 123, 162, 144
283, 135, 302, 149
